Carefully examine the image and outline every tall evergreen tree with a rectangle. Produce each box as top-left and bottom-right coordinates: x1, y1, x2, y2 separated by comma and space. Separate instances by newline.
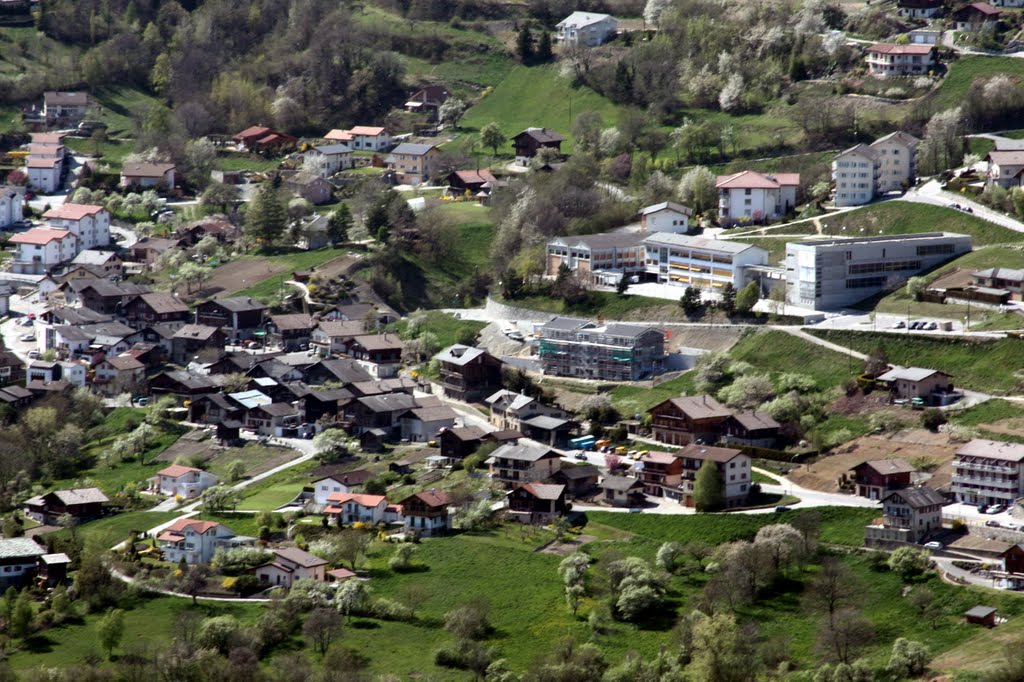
516, 25, 535, 63
245, 182, 286, 247
536, 31, 553, 62
328, 202, 353, 244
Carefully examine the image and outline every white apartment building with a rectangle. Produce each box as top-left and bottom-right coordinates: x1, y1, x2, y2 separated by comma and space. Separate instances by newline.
9, 228, 78, 275
865, 43, 936, 77
642, 232, 768, 291
716, 170, 799, 224
0, 186, 24, 228
952, 439, 1024, 507
640, 201, 693, 234
785, 232, 972, 310
42, 204, 111, 250
556, 12, 618, 46
26, 157, 62, 193
833, 131, 919, 207
303, 144, 354, 178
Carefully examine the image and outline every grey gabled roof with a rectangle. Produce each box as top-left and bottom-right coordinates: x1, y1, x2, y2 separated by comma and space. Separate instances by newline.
0, 538, 46, 559
436, 344, 487, 366
541, 316, 591, 332
877, 366, 948, 382
600, 475, 643, 491
492, 443, 558, 462
882, 486, 945, 509
312, 144, 353, 155
391, 142, 436, 156
642, 201, 693, 217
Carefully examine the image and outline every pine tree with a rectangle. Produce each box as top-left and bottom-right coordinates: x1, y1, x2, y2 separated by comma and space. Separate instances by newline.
680, 286, 703, 316
516, 25, 535, 63
720, 282, 737, 314
693, 458, 724, 511
536, 31, 553, 62
616, 273, 630, 296
245, 183, 286, 247
328, 202, 353, 244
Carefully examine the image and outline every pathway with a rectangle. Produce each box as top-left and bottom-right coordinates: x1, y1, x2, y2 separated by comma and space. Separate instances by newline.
779, 327, 869, 360
900, 180, 1024, 234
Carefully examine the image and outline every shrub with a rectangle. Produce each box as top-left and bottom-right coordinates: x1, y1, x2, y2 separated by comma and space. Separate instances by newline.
887, 547, 930, 581
370, 598, 415, 622
886, 638, 930, 678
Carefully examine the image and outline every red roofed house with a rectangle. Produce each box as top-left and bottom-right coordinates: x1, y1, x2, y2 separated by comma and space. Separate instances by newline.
507, 482, 568, 523
255, 547, 328, 588
325, 126, 393, 152
954, 2, 1000, 31
325, 492, 389, 525
120, 162, 176, 190
233, 126, 297, 153
158, 519, 242, 564
25, 156, 62, 193
43, 203, 111, 249
716, 170, 800, 225
865, 43, 937, 78
148, 465, 219, 498
399, 489, 452, 537
9, 228, 77, 274
405, 85, 451, 119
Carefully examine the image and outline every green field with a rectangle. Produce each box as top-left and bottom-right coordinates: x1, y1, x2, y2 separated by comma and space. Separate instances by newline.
92, 86, 164, 138
610, 372, 696, 416
47, 510, 183, 549
458, 64, 622, 154
394, 310, 487, 349
821, 202, 1022, 246
932, 56, 1024, 110
499, 290, 681, 320
234, 248, 352, 300
809, 328, 1024, 394
730, 329, 864, 390
949, 398, 1024, 427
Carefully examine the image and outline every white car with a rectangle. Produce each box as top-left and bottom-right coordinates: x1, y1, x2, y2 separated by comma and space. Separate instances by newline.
923, 541, 944, 550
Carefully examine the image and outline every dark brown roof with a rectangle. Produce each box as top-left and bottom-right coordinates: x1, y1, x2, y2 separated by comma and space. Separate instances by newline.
271, 314, 313, 331
678, 443, 744, 463
659, 395, 732, 420
132, 292, 189, 315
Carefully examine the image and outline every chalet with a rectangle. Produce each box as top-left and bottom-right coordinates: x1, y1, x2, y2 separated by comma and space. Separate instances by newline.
171, 324, 227, 364
233, 126, 297, 152
721, 411, 780, 448
93, 355, 146, 396
385, 143, 441, 185
244, 402, 301, 436
446, 169, 498, 199
648, 395, 732, 446
488, 443, 562, 488
399, 405, 458, 443
347, 334, 404, 378
519, 414, 575, 448
148, 465, 218, 499
0, 538, 46, 589
898, 0, 943, 18
311, 471, 371, 505
485, 390, 570, 432
194, 297, 267, 340
58, 279, 150, 314
311, 319, 365, 355
399, 490, 452, 537
158, 519, 248, 564
550, 464, 600, 499
38, 553, 71, 588
1001, 544, 1024, 574
864, 486, 946, 548
348, 378, 416, 398
953, 2, 1000, 31
269, 314, 314, 351
188, 393, 244, 425
148, 370, 221, 397
0, 350, 25, 387
0, 386, 34, 409
300, 357, 372, 385
130, 236, 185, 265
123, 292, 190, 328
986, 151, 1024, 189
876, 367, 954, 404
972, 267, 1024, 293
299, 388, 352, 423
436, 344, 502, 401
507, 482, 568, 524
255, 547, 328, 588
350, 393, 421, 434
405, 85, 450, 118
599, 475, 645, 507
69, 249, 123, 277
24, 488, 108, 525
512, 128, 564, 166
438, 425, 487, 459
851, 459, 916, 500
283, 173, 333, 205
120, 162, 176, 190
175, 219, 239, 246
636, 451, 683, 497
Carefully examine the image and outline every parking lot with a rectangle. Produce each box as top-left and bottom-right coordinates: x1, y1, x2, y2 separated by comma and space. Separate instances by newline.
943, 501, 1021, 529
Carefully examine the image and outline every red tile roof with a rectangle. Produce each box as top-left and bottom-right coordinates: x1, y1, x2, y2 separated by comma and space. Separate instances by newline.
10, 228, 72, 245
716, 170, 800, 190
867, 43, 935, 55
156, 464, 202, 478
235, 126, 272, 140
162, 518, 221, 535
44, 204, 105, 221
348, 126, 387, 136
326, 492, 387, 507
324, 129, 354, 142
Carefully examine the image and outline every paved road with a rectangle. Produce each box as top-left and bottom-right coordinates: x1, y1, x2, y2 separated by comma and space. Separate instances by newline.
901, 180, 1024, 234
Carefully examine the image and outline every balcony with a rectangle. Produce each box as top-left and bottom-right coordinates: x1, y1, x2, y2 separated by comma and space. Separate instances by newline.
954, 461, 1018, 475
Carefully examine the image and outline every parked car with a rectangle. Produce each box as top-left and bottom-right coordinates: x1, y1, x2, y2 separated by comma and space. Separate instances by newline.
893, 321, 905, 329
17, 333, 34, 342
19, 319, 32, 327
978, 504, 990, 514
26, 350, 38, 359
989, 504, 1007, 514
926, 322, 938, 331
573, 451, 587, 461
923, 541, 944, 550
507, 331, 525, 342
774, 506, 791, 513
986, 519, 1001, 528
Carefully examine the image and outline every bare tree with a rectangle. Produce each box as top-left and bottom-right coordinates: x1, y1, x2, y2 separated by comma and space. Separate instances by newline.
818, 607, 874, 664
303, 607, 343, 657
806, 558, 861, 631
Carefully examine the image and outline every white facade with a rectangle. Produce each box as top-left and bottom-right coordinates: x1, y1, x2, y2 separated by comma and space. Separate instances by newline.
952, 439, 1024, 506
556, 12, 617, 46
159, 520, 240, 565
642, 233, 768, 290
716, 171, 799, 224
786, 232, 972, 310
9, 229, 77, 275
0, 188, 23, 228
312, 476, 361, 505
327, 493, 388, 525
872, 132, 919, 193
26, 159, 61, 193
58, 361, 86, 386
865, 43, 936, 77
833, 132, 919, 207
348, 128, 392, 151
150, 466, 219, 498
986, 151, 1024, 189
43, 205, 111, 250
641, 201, 692, 234
304, 145, 353, 178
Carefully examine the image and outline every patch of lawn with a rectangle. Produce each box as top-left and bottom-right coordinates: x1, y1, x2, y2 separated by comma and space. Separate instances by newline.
212, 154, 282, 172
204, 443, 299, 481
233, 248, 350, 300
48, 511, 183, 549
610, 372, 696, 416
808, 328, 1024, 394
393, 310, 487, 349
92, 86, 163, 138
969, 136, 996, 158
729, 328, 864, 390
458, 64, 622, 153
239, 459, 321, 511
950, 398, 1024, 426
819, 201, 1022, 246
932, 56, 1024, 110
498, 290, 679, 320
196, 511, 261, 538
64, 138, 134, 169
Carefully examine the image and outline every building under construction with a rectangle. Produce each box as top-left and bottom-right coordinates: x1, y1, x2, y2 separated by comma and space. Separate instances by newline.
537, 317, 664, 382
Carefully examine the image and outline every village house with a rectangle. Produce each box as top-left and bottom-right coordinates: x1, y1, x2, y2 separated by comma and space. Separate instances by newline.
446, 169, 498, 199
864, 486, 946, 548
674, 443, 753, 509
909, 28, 944, 44
43, 91, 88, 124
0, 350, 25, 387
325, 126, 393, 152
648, 394, 733, 446
399, 405, 459, 443
512, 128, 564, 166
58, 279, 150, 314
24, 488, 108, 525
123, 292, 190, 328
555, 11, 618, 46
171, 324, 227, 364
175, 218, 239, 246
641, 201, 693, 234
68, 249, 123, 277
436, 344, 503, 401
876, 367, 954, 404
519, 414, 576, 448
716, 170, 799, 224
404, 85, 450, 118
953, 2, 1000, 31
303, 144, 354, 178
851, 459, 916, 500
865, 43, 936, 78
148, 465, 219, 499
636, 451, 684, 497
325, 492, 389, 525
255, 547, 328, 588
268, 313, 314, 351
349, 393, 422, 435
43, 203, 111, 250
194, 297, 267, 341
8, 228, 77, 274
37, 552, 71, 588
721, 411, 780, 448
0, 538, 46, 589
986, 151, 1024, 189
244, 402, 301, 436
488, 443, 562, 488
120, 162, 176, 190
0, 185, 24, 228
507, 482, 568, 523
972, 267, 1024, 294
399, 490, 452, 537
599, 475, 646, 507
386, 142, 441, 185
25, 156, 62, 193
311, 319, 365, 356
130, 236, 185, 265
438, 426, 487, 460
951, 438, 1024, 506
158, 519, 248, 565
898, 0, 944, 18
550, 465, 600, 499
149, 370, 221, 397
283, 173, 334, 204
93, 355, 146, 396
347, 334, 404, 378
311, 471, 371, 505
233, 126, 297, 152
485, 390, 570, 432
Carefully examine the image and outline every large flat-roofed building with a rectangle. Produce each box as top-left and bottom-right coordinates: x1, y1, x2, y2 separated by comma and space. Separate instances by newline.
538, 317, 664, 381
785, 232, 972, 310
952, 438, 1024, 507
545, 232, 644, 283
642, 233, 768, 291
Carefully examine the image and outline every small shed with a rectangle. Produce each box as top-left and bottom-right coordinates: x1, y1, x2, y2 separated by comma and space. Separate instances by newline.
965, 605, 997, 627
360, 428, 387, 453
326, 567, 356, 583
217, 420, 243, 444
37, 553, 71, 587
